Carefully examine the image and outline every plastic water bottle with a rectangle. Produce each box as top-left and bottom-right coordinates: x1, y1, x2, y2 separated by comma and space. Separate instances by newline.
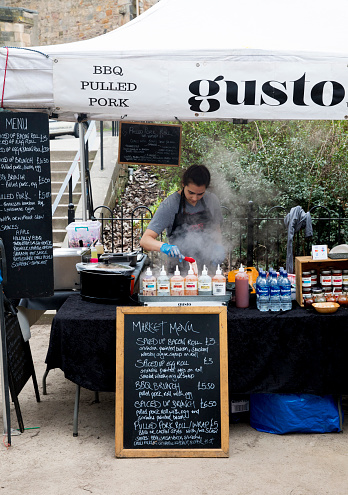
259, 272, 270, 312
255, 270, 263, 309
280, 270, 292, 311
269, 271, 281, 312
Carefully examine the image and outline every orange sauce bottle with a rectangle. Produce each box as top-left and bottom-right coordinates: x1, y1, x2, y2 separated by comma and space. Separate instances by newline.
170, 265, 184, 296
184, 266, 198, 296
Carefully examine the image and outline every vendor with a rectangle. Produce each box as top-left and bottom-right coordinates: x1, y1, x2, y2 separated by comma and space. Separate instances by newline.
140, 164, 225, 271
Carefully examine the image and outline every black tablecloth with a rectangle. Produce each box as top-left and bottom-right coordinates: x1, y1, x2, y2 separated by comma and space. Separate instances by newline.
45, 294, 348, 394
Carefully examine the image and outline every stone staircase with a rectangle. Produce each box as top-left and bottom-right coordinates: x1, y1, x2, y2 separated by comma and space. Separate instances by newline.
51, 149, 97, 248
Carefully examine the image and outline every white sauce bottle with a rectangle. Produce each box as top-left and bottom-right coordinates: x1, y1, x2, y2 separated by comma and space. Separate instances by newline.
198, 265, 212, 295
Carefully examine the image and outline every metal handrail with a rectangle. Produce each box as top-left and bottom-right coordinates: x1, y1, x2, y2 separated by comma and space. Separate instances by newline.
51, 121, 96, 216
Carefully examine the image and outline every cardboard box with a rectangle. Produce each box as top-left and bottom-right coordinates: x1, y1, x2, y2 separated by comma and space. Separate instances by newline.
295, 256, 348, 306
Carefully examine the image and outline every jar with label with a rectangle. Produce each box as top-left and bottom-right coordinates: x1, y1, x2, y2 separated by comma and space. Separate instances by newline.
310, 269, 317, 287
342, 270, 348, 286
304, 295, 315, 308
320, 269, 332, 290
302, 287, 312, 304
301, 271, 311, 289
342, 284, 348, 295
312, 287, 326, 303
332, 269, 342, 289
323, 286, 332, 297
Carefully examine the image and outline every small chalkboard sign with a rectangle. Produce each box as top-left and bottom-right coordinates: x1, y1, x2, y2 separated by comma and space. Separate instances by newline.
5, 311, 40, 432
118, 122, 182, 167
116, 306, 229, 458
0, 112, 53, 298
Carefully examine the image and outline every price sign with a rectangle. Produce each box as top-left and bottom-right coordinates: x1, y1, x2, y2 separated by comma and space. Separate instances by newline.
116, 306, 229, 458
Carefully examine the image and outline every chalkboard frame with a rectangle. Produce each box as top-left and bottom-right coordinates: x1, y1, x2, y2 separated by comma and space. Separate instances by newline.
118, 122, 182, 167
115, 306, 229, 458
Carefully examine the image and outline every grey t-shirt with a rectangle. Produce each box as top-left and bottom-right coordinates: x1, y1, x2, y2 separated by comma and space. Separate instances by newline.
147, 190, 223, 237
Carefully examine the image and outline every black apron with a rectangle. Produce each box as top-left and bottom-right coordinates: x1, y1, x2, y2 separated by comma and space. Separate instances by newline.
167, 191, 219, 272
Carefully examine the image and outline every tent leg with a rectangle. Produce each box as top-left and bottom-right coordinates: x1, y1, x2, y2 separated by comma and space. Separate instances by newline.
79, 123, 87, 221
73, 384, 80, 437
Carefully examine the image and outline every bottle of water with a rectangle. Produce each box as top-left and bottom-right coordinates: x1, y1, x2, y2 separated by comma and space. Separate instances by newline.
259, 272, 270, 311
278, 267, 284, 288
280, 271, 292, 311
255, 270, 263, 309
269, 271, 281, 311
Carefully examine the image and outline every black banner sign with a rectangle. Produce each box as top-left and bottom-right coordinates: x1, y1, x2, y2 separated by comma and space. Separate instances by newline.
118, 122, 181, 167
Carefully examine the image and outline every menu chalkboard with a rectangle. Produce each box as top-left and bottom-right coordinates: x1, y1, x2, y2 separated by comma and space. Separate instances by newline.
0, 112, 53, 298
118, 122, 181, 167
116, 306, 229, 458
5, 311, 40, 432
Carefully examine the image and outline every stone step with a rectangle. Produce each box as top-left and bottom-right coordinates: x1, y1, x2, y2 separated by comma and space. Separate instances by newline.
51, 181, 81, 193
50, 159, 95, 172
53, 229, 67, 244
52, 203, 75, 217
50, 150, 97, 161
51, 191, 81, 203
52, 216, 73, 230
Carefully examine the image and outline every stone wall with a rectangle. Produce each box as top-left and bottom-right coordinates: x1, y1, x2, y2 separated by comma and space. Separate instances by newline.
0, 7, 38, 47
1, 0, 158, 46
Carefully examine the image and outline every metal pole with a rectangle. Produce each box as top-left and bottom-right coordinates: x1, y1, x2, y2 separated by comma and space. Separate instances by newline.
100, 121, 104, 171
247, 201, 254, 267
79, 123, 87, 221
0, 239, 11, 445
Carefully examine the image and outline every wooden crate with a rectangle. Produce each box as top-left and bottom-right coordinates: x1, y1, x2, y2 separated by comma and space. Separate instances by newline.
295, 256, 348, 306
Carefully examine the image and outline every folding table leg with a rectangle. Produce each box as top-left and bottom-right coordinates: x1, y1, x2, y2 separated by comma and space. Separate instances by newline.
42, 367, 49, 395
73, 384, 80, 437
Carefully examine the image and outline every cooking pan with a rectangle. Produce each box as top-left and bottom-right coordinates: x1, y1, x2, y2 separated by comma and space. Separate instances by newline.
76, 262, 134, 303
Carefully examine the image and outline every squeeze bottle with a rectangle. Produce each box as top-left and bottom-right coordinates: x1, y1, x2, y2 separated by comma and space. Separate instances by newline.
170, 265, 184, 296
235, 264, 249, 308
95, 240, 104, 255
212, 264, 226, 296
142, 267, 157, 296
198, 265, 212, 295
90, 245, 98, 263
157, 265, 170, 296
184, 266, 198, 296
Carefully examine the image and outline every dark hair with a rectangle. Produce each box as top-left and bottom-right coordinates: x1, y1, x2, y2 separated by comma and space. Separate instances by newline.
182, 165, 211, 188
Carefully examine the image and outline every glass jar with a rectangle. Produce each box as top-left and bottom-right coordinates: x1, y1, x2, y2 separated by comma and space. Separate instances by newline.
342, 284, 348, 295
332, 269, 342, 288
325, 293, 336, 303
302, 271, 311, 289
320, 269, 332, 290
302, 287, 312, 305
304, 295, 315, 308
337, 293, 348, 307
312, 288, 326, 303
342, 270, 348, 285
310, 269, 317, 287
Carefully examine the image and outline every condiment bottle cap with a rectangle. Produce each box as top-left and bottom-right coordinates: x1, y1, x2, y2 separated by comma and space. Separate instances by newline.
160, 265, 166, 276
146, 267, 152, 276
174, 265, 180, 275
202, 265, 208, 276
238, 263, 244, 272
216, 264, 222, 275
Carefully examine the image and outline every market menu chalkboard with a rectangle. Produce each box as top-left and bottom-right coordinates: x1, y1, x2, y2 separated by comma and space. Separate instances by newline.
116, 307, 229, 458
118, 122, 181, 166
0, 112, 53, 298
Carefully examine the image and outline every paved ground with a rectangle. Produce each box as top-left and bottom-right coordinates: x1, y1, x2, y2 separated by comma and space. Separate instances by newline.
1, 319, 348, 495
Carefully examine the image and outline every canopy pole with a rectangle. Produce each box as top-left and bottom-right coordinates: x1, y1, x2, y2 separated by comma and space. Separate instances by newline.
79, 123, 87, 221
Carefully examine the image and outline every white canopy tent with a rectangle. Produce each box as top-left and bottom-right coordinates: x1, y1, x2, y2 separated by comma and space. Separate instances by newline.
1, 0, 348, 122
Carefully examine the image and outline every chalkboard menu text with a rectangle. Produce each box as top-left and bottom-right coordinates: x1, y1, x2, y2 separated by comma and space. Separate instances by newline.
116, 306, 229, 458
0, 112, 53, 298
118, 122, 181, 167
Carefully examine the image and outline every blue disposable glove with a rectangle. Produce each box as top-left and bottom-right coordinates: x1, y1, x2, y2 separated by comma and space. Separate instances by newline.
160, 243, 183, 261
